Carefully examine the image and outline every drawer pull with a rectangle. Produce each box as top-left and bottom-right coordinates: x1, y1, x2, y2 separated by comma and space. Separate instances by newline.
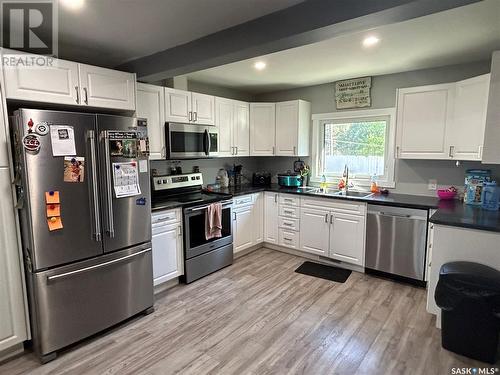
284, 210, 294, 214
283, 222, 293, 226
284, 237, 292, 241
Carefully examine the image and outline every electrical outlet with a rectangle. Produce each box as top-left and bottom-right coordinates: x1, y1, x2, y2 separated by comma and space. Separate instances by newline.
428, 179, 437, 191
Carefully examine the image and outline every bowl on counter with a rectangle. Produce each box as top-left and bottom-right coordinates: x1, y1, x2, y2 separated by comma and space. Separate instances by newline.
437, 189, 457, 200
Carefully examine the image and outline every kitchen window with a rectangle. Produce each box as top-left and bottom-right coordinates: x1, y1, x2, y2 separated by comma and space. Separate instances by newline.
312, 108, 396, 187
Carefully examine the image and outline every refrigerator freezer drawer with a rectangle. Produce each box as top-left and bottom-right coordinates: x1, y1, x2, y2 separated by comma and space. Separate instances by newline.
30, 244, 153, 356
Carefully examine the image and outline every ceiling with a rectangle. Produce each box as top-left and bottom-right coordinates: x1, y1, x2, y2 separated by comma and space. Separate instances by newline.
56, 0, 304, 67
186, 0, 500, 94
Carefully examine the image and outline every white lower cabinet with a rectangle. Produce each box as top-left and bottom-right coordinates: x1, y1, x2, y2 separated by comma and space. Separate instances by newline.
151, 209, 183, 286
233, 193, 264, 254
0, 168, 28, 353
329, 213, 365, 266
264, 192, 279, 244
299, 198, 366, 266
299, 207, 329, 256
234, 206, 254, 253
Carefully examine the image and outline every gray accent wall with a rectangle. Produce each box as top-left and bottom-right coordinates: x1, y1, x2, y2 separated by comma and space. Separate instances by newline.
188, 80, 254, 102
254, 60, 498, 196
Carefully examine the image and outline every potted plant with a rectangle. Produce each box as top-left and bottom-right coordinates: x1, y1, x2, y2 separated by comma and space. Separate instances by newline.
300, 165, 310, 187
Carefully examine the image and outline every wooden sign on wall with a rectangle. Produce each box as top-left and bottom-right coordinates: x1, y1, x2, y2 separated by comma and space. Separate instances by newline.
335, 77, 372, 109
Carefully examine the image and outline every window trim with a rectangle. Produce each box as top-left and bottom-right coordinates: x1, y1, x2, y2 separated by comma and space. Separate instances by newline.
311, 108, 396, 188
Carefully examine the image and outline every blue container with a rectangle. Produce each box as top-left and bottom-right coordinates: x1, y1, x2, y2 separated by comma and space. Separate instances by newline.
465, 169, 491, 206
482, 181, 499, 211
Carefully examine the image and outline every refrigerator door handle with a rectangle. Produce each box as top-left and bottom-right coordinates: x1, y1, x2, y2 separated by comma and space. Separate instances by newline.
47, 248, 151, 281
103, 131, 115, 238
88, 130, 101, 241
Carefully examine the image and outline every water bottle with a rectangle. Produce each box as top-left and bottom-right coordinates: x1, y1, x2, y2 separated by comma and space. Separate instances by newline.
481, 181, 499, 211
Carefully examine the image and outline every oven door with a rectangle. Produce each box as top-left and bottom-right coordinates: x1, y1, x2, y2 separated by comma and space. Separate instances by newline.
166, 122, 218, 159
184, 200, 232, 259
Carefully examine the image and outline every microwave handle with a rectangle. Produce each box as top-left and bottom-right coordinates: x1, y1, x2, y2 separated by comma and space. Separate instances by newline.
203, 129, 210, 156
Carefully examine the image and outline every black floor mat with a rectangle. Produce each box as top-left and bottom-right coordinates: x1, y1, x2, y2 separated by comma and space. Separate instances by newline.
295, 261, 351, 283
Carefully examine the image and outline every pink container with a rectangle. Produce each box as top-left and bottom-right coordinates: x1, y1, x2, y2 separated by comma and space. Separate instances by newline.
437, 189, 457, 200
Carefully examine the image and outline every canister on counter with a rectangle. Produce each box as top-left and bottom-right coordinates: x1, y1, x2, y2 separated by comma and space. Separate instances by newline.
464, 169, 491, 206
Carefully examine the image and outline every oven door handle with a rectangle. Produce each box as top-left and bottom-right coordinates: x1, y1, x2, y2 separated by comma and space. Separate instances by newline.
185, 200, 233, 213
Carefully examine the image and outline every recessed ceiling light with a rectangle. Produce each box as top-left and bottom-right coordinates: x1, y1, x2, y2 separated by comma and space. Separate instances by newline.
60, 0, 85, 11
362, 36, 380, 48
254, 61, 266, 71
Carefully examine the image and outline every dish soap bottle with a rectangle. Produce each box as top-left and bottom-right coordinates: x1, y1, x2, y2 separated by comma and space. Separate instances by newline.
320, 175, 327, 192
370, 174, 379, 193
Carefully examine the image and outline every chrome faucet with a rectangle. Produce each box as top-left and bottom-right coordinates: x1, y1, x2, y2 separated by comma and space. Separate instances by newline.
343, 164, 349, 191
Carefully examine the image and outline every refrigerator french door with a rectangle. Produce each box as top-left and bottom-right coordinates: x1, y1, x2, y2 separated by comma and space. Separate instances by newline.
12, 109, 153, 362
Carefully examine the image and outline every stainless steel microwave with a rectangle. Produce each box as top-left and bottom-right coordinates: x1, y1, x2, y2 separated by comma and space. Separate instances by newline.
165, 122, 218, 159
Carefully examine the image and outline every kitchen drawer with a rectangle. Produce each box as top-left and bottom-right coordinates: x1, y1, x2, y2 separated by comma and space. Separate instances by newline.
279, 194, 299, 207
233, 194, 254, 208
279, 205, 300, 219
279, 228, 299, 249
278, 216, 300, 231
152, 208, 181, 227
301, 197, 366, 215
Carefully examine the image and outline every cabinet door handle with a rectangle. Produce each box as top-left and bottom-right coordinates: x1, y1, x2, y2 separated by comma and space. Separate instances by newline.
83, 87, 88, 105
178, 226, 182, 237
330, 214, 334, 224
272, 146, 275, 155
233, 212, 237, 221
449, 146, 454, 158
189, 111, 192, 122
324, 213, 328, 223
293, 146, 296, 155
193, 111, 197, 122
231, 147, 234, 155
275, 194, 278, 203
235, 146, 238, 155
75, 86, 80, 104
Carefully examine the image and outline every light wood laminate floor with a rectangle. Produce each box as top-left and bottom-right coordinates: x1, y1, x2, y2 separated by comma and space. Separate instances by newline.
0, 248, 488, 375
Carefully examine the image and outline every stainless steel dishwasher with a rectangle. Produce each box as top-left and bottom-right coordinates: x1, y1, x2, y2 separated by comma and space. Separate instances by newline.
365, 204, 428, 282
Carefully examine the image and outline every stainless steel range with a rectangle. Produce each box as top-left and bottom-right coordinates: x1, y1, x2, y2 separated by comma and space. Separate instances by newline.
152, 173, 233, 283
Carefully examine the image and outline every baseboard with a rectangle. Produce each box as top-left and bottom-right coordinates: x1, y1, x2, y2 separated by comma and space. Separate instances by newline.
154, 277, 180, 295
234, 243, 262, 259
263, 243, 365, 273
0, 342, 24, 363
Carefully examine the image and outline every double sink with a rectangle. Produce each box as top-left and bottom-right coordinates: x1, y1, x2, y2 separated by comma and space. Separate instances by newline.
296, 187, 374, 199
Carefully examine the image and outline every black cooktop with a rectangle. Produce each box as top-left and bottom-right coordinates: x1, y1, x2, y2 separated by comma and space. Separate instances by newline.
152, 190, 232, 212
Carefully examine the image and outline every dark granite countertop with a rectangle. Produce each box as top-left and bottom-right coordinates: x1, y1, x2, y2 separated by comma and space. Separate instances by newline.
429, 202, 500, 233
209, 184, 441, 210
152, 184, 500, 232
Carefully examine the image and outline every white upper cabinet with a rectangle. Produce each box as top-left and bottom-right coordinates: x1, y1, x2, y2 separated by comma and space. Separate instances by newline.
164, 88, 192, 123
233, 100, 250, 156
396, 74, 491, 161
164, 88, 215, 125
215, 98, 250, 157
4, 55, 80, 105
275, 100, 311, 156
215, 97, 234, 157
191, 92, 215, 125
2, 50, 136, 110
396, 83, 455, 159
483, 51, 500, 164
250, 103, 276, 156
449, 74, 490, 161
79, 64, 136, 110
136, 83, 165, 160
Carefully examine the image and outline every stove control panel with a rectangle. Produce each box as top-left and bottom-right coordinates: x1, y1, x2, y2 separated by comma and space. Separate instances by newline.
152, 173, 203, 191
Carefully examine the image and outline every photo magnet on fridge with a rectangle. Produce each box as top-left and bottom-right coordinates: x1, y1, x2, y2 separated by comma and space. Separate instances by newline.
64, 157, 85, 183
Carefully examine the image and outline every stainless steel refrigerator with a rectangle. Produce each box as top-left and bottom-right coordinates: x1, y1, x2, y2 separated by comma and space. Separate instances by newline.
11, 109, 153, 363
